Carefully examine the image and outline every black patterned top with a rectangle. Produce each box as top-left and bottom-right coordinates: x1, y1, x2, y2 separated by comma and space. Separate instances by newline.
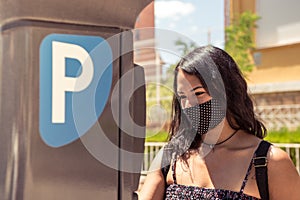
165, 156, 260, 200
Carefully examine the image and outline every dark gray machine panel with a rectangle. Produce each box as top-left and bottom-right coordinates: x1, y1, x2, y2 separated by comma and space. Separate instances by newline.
0, 0, 151, 199
0, 0, 151, 29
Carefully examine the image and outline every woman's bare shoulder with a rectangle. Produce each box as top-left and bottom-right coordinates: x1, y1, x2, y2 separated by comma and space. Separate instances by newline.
268, 144, 297, 170
267, 144, 300, 199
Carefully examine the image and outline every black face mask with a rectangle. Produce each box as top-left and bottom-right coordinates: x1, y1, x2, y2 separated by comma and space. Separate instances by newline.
182, 99, 225, 135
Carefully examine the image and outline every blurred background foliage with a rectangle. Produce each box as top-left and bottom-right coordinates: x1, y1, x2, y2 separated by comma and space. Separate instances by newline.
145, 128, 300, 143
225, 11, 260, 73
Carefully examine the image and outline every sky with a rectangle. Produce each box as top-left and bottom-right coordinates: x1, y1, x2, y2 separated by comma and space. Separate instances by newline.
154, 0, 224, 65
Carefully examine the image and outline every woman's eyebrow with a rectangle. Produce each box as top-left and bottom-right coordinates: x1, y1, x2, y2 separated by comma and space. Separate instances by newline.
190, 86, 203, 92
177, 86, 204, 94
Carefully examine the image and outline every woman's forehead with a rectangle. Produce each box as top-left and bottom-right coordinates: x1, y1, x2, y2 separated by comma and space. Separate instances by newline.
177, 69, 204, 90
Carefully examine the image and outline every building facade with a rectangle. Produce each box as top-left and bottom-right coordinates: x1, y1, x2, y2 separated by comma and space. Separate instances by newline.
227, 0, 300, 130
134, 2, 163, 83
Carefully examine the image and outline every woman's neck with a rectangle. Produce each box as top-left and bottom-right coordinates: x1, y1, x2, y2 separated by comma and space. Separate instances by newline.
201, 119, 238, 148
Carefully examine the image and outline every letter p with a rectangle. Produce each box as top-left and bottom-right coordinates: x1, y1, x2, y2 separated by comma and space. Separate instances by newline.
52, 41, 94, 123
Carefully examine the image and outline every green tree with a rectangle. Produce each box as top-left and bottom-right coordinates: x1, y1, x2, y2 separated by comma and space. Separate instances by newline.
175, 39, 198, 56
225, 11, 260, 73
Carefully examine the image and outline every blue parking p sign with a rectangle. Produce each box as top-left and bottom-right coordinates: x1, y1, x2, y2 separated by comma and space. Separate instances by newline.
40, 34, 113, 147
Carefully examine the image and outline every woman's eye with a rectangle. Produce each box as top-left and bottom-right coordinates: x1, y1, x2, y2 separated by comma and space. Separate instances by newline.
178, 95, 186, 100
195, 91, 205, 96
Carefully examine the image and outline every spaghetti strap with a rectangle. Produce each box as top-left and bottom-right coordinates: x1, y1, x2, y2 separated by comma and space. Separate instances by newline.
240, 141, 265, 193
239, 156, 253, 193
172, 159, 177, 184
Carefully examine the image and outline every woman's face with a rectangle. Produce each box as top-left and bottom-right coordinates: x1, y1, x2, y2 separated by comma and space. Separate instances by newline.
176, 69, 212, 109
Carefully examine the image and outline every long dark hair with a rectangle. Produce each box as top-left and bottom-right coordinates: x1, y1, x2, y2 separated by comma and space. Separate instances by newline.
168, 45, 266, 149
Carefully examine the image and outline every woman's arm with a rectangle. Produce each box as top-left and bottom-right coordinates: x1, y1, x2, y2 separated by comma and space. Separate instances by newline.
137, 169, 165, 200
268, 145, 300, 200
137, 147, 166, 200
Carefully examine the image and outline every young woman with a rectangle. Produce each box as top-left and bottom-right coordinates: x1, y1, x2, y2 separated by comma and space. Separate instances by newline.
138, 46, 300, 200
